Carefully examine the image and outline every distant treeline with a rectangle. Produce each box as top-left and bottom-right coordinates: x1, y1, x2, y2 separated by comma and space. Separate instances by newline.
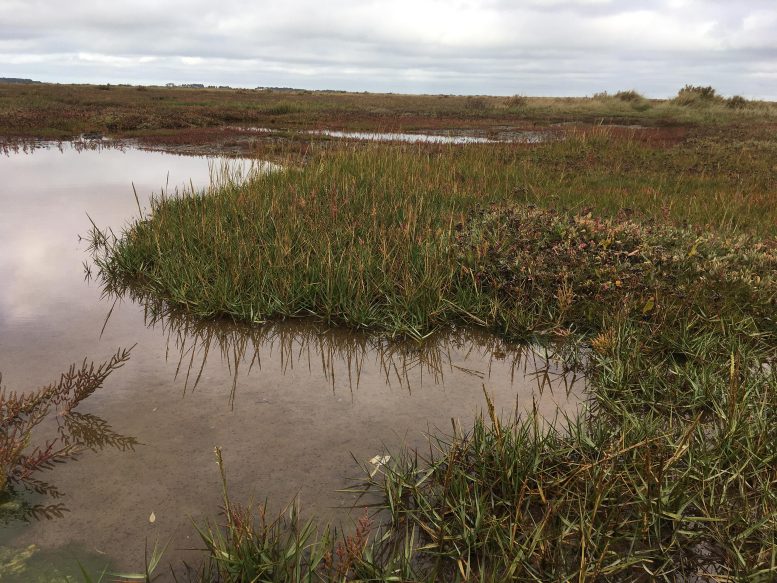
0, 77, 41, 84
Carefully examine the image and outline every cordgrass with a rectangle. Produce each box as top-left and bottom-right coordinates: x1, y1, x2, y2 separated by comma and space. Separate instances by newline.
88, 131, 777, 337
82, 124, 777, 579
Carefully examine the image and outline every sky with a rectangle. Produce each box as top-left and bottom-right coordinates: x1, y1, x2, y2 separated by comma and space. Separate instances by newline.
0, 0, 775, 98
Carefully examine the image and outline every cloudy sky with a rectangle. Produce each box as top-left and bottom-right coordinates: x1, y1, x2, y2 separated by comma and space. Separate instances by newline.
1, 0, 775, 98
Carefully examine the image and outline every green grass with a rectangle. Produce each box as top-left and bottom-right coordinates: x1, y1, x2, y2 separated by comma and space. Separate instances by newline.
88, 130, 777, 338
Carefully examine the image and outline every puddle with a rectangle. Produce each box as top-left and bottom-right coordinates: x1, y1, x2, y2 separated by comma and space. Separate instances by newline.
0, 143, 583, 575
234, 126, 551, 144
310, 129, 499, 144
310, 129, 554, 144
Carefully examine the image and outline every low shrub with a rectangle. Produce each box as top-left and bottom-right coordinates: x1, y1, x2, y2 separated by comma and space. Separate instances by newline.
614, 89, 644, 102
727, 95, 749, 109
673, 85, 723, 106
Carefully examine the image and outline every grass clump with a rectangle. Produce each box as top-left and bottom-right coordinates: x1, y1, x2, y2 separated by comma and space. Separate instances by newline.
613, 89, 644, 102
190, 448, 419, 582
88, 139, 777, 337
89, 147, 477, 338
591, 90, 651, 112
727, 95, 749, 109
504, 94, 528, 109
369, 368, 777, 580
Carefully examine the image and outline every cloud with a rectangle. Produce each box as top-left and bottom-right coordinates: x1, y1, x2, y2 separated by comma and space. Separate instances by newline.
0, 0, 775, 98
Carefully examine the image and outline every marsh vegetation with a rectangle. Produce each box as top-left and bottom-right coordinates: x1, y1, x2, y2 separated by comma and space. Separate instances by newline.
1, 84, 776, 580
83, 110, 777, 579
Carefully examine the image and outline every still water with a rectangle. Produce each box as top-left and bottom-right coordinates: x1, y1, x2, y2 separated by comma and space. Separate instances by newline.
234, 126, 551, 144
0, 143, 582, 578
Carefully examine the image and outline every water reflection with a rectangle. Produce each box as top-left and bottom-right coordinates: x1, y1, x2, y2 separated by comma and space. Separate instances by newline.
132, 296, 585, 406
311, 129, 499, 144
0, 137, 122, 156
312, 129, 554, 144
231, 126, 553, 144
0, 143, 263, 335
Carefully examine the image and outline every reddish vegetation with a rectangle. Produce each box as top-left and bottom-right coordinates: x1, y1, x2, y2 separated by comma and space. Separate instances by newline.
0, 82, 713, 154
581, 124, 689, 146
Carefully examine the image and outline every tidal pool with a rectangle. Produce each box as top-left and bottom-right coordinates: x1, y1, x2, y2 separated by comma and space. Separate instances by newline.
0, 143, 583, 577
233, 126, 552, 144
310, 129, 498, 144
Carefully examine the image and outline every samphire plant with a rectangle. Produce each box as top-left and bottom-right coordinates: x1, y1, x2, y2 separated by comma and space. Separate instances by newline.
0, 348, 136, 520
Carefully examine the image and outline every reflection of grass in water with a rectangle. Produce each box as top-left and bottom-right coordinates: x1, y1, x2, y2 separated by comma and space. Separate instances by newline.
0, 349, 136, 522
120, 292, 583, 405
0, 544, 101, 583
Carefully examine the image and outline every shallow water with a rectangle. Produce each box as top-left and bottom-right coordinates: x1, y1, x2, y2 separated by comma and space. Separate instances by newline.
0, 143, 582, 578
311, 129, 498, 144
234, 126, 551, 144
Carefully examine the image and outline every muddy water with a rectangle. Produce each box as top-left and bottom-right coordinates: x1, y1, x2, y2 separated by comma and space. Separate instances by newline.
0, 144, 583, 578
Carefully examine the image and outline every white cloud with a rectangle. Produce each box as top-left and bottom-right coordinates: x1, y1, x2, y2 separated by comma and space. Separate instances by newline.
0, 0, 775, 98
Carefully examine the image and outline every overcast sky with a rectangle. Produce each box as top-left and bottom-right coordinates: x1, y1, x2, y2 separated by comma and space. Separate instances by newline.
1, 0, 775, 98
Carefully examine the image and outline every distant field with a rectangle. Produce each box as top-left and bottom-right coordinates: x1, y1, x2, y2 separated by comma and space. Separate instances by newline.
1, 82, 776, 140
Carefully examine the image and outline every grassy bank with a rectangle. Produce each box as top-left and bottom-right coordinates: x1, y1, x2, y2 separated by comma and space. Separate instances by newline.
89, 131, 777, 337
83, 121, 777, 580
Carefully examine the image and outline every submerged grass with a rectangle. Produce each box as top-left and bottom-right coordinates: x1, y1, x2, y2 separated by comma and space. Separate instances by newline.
0, 349, 136, 522
83, 125, 777, 579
